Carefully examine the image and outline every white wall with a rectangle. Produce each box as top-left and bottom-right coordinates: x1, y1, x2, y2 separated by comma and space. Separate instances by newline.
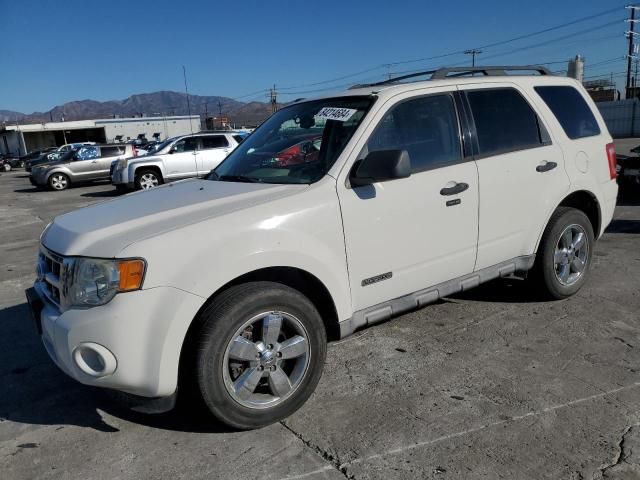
98, 117, 200, 143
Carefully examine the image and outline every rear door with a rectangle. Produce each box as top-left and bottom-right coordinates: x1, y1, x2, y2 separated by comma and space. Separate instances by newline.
92, 146, 125, 179
458, 83, 570, 270
197, 135, 231, 174
165, 136, 199, 179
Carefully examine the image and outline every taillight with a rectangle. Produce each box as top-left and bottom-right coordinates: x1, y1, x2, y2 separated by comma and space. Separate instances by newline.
606, 142, 617, 180
132, 145, 138, 157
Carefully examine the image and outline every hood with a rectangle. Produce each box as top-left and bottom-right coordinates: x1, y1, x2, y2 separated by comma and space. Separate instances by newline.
42, 179, 305, 257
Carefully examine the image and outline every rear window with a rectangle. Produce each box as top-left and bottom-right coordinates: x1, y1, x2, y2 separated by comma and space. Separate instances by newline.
534, 86, 600, 139
201, 136, 229, 149
466, 88, 545, 157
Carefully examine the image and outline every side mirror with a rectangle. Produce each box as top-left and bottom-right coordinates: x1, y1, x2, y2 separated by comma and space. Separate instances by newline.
349, 149, 411, 187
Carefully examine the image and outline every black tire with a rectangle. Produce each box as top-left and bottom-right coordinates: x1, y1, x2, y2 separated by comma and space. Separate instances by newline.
134, 169, 162, 190
533, 207, 595, 299
48, 172, 70, 191
194, 281, 327, 430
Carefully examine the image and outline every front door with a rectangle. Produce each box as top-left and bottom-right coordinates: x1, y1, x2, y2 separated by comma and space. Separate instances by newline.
165, 136, 199, 179
338, 91, 479, 311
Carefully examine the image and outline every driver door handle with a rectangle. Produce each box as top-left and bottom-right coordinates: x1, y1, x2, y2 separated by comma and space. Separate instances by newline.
536, 161, 557, 172
440, 182, 469, 196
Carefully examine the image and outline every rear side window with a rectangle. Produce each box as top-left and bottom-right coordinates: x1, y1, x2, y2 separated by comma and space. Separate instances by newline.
534, 86, 600, 139
466, 88, 544, 157
201, 135, 229, 149
233, 135, 245, 144
366, 94, 462, 173
100, 146, 125, 157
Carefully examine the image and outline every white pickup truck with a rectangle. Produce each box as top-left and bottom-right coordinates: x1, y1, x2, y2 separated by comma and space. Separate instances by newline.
111, 132, 243, 190
27, 66, 618, 429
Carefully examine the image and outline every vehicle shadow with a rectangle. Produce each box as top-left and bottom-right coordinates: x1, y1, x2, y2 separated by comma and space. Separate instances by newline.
81, 189, 123, 198
606, 219, 640, 234
450, 277, 547, 304
14, 187, 43, 193
0, 302, 233, 434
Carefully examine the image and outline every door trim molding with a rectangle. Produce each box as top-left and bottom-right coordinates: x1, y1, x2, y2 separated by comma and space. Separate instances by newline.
339, 255, 535, 338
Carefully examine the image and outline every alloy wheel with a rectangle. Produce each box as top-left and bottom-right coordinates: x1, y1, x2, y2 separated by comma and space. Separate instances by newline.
222, 311, 311, 409
554, 224, 589, 286
139, 173, 159, 189
50, 174, 68, 190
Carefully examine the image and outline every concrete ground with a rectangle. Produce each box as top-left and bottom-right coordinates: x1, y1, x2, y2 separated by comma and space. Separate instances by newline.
1, 165, 639, 480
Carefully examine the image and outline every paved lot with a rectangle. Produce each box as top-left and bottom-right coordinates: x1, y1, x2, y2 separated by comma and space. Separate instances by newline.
1, 166, 639, 480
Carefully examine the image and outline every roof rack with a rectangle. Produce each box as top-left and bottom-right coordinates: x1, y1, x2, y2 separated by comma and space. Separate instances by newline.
350, 65, 553, 89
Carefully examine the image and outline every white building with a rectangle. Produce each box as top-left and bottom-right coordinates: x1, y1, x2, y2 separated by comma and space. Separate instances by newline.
0, 115, 201, 155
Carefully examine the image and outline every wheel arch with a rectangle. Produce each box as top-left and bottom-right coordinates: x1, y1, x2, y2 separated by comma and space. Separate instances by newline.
536, 189, 602, 252
177, 266, 341, 390
134, 164, 164, 181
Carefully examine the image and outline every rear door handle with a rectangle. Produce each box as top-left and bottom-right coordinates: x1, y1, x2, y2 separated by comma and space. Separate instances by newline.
536, 161, 557, 172
440, 182, 469, 196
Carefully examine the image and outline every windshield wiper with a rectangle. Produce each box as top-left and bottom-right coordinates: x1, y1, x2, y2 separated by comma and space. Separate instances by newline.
217, 174, 260, 183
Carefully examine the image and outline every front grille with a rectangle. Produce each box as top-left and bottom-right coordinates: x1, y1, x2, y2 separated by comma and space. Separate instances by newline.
39, 247, 71, 309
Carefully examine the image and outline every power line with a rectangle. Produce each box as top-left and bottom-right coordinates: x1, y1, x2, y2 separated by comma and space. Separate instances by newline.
274, 6, 626, 92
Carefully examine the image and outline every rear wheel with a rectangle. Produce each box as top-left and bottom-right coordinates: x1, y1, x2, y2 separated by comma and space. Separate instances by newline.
533, 207, 594, 299
194, 282, 327, 430
134, 169, 162, 190
48, 173, 69, 191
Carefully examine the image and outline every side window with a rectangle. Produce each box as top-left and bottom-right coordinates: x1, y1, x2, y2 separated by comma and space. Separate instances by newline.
76, 146, 99, 160
201, 135, 229, 149
534, 86, 600, 139
233, 135, 245, 144
466, 88, 544, 157
173, 137, 198, 152
366, 94, 462, 173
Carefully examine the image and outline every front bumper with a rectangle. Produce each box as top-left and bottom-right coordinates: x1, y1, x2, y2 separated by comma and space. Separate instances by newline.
26, 281, 204, 398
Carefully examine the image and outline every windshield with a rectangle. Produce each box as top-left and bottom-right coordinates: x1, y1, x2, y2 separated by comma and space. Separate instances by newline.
209, 96, 373, 184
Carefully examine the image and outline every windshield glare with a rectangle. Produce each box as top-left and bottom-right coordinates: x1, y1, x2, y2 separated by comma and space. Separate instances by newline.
209, 97, 373, 184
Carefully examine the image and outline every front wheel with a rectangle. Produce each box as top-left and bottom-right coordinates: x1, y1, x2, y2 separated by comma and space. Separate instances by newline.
48, 173, 69, 191
194, 282, 327, 430
533, 207, 595, 299
134, 169, 162, 190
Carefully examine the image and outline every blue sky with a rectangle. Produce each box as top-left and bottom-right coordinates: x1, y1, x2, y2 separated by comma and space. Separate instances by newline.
0, 0, 632, 113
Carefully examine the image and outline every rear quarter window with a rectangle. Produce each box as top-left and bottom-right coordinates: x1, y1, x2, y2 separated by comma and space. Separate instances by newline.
534, 86, 600, 139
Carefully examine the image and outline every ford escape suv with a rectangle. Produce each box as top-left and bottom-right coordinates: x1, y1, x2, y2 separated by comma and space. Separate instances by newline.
26, 66, 618, 429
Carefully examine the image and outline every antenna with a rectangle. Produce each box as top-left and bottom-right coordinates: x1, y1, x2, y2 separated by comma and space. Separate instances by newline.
183, 65, 194, 135
182, 65, 198, 174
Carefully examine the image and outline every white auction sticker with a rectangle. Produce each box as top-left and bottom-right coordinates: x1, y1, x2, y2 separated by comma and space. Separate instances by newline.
315, 107, 358, 122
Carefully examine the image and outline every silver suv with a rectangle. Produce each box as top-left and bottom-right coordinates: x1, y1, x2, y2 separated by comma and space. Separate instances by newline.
111, 133, 243, 190
30, 144, 136, 191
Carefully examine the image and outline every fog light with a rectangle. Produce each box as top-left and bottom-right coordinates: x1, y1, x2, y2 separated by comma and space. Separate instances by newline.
73, 343, 117, 377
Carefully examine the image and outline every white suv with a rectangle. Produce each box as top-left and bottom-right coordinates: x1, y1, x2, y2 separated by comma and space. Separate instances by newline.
110, 132, 241, 190
26, 66, 618, 429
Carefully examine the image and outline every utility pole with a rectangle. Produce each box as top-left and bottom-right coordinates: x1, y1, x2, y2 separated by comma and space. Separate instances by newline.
464, 49, 483, 67
626, 5, 639, 98
217, 100, 223, 129
270, 85, 278, 113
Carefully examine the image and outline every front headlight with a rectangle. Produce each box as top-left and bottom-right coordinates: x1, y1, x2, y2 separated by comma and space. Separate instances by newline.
66, 257, 146, 307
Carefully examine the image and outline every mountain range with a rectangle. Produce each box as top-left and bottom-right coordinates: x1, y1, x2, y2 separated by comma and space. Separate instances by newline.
0, 91, 274, 126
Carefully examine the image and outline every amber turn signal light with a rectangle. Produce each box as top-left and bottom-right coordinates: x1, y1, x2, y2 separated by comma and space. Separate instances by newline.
118, 259, 145, 291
